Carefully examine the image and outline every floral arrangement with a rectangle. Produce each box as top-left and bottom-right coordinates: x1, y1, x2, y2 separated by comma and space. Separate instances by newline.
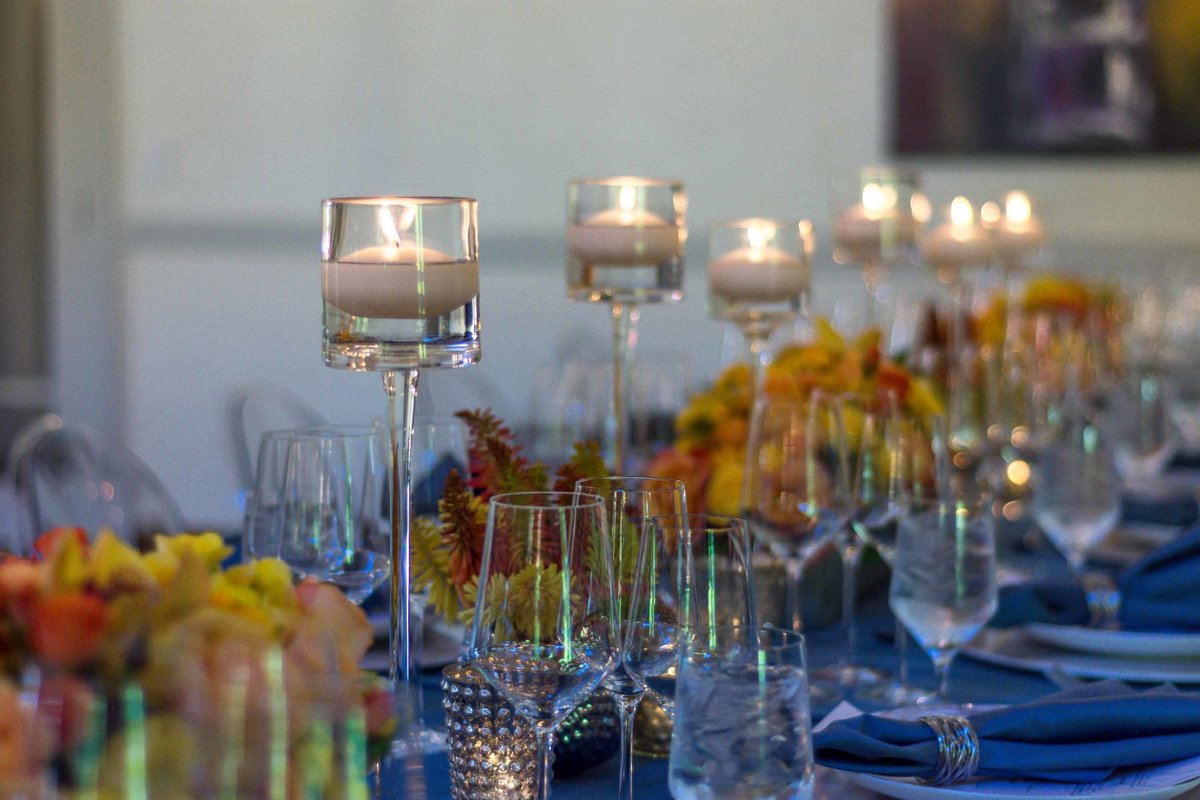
974, 271, 1124, 349
647, 318, 942, 515
410, 409, 608, 631
0, 527, 391, 798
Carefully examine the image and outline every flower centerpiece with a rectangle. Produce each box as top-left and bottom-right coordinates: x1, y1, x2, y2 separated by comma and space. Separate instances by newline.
409, 410, 619, 792
0, 527, 391, 798
648, 318, 942, 515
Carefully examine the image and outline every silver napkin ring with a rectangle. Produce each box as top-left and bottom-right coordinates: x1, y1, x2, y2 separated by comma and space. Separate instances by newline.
918, 715, 980, 786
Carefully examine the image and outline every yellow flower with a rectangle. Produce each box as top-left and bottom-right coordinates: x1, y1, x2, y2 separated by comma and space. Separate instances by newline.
46, 533, 88, 593
90, 531, 157, 593
154, 532, 233, 572
140, 550, 180, 587
503, 563, 570, 642
704, 449, 744, 517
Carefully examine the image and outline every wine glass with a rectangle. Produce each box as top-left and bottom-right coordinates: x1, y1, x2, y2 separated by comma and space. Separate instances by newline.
1031, 397, 1122, 577
467, 492, 618, 800
742, 391, 849, 635
707, 218, 813, 397
566, 178, 686, 473
829, 393, 913, 690
889, 492, 998, 700
322, 196, 480, 754
630, 514, 757, 713
574, 476, 687, 800
244, 428, 294, 561
277, 425, 390, 604
1105, 363, 1179, 486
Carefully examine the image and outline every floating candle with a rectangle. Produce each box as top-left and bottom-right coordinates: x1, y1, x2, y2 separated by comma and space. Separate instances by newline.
709, 221, 808, 303
567, 182, 681, 265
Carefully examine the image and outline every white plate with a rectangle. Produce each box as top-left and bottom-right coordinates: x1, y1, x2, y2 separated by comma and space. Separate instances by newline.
1024, 624, 1200, 658
841, 770, 1200, 800
964, 629, 1200, 684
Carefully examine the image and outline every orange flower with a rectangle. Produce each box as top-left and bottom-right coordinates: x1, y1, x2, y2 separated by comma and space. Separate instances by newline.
32, 527, 87, 561
29, 592, 108, 669
645, 448, 711, 515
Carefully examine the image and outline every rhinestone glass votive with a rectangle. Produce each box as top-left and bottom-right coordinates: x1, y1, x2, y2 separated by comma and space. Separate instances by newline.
443, 663, 538, 800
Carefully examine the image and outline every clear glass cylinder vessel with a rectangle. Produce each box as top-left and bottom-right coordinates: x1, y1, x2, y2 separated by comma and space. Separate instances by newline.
566, 177, 686, 305
322, 196, 480, 371
708, 218, 812, 334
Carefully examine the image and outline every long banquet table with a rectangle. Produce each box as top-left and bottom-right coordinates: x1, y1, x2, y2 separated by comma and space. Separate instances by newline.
377, 592, 1200, 800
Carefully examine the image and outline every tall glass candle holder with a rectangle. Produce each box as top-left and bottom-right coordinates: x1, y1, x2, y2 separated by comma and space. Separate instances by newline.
921, 196, 994, 468
567, 177, 685, 472
322, 196, 480, 754
831, 167, 925, 330
708, 218, 813, 396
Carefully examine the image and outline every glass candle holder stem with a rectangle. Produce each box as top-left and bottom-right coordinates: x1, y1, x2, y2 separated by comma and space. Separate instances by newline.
384, 368, 419, 698
610, 303, 640, 473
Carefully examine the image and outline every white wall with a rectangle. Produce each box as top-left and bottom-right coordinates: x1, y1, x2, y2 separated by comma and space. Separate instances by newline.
53, 0, 1200, 526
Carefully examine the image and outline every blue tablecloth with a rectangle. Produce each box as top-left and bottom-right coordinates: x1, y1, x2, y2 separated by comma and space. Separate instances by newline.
378, 596, 1062, 799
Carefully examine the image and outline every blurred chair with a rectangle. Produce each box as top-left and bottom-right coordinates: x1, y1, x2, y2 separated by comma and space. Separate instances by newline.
227, 383, 325, 498
7, 414, 186, 551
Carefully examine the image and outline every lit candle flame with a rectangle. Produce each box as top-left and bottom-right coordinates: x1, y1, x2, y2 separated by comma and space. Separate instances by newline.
1005, 191, 1032, 225
377, 204, 415, 247
910, 192, 932, 224
618, 184, 637, 213
950, 196, 974, 227
980, 201, 1001, 227
862, 183, 898, 220
746, 220, 776, 254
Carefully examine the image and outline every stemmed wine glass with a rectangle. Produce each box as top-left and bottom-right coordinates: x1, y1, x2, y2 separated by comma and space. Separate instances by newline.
889, 491, 998, 701
742, 392, 849, 637
574, 476, 687, 800
276, 425, 390, 604
567, 178, 686, 472
321, 196, 480, 753
707, 218, 813, 397
633, 514, 758, 691
1032, 395, 1122, 578
467, 492, 618, 800
827, 394, 912, 690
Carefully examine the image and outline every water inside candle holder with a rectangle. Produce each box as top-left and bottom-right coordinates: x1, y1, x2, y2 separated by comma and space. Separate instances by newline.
322, 294, 480, 371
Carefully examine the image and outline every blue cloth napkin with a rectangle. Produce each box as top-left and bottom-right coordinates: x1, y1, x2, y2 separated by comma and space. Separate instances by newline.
815, 682, 1200, 783
992, 526, 1200, 632
1122, 492, 1199, 528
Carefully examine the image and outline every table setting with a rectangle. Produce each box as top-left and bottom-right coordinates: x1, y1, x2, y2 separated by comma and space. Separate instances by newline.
6, 168, 1200, 800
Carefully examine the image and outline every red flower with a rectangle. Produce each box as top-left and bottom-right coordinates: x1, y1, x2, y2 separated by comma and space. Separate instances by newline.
29, 592, 108, 669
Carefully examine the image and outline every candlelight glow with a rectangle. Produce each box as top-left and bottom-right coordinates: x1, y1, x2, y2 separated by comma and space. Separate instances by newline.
746, 220, 776, 253
910, 192, 932, 224
980, 201, 1001, 227
950, 196, 974, 227
377, 205, 403, 246
862, 182, 897, 220
1005, 191, 1032, 224
618, 183, 637, 212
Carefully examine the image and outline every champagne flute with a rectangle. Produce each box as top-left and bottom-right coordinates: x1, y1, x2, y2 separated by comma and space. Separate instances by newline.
322, 197, 480, 754
889, 492, 998, 700
742, 391, 849, 635
574, 476, 686, 800
468, 492, 618, 800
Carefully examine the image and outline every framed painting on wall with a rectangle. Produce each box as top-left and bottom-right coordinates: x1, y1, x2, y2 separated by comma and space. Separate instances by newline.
891, 0, 1200, 154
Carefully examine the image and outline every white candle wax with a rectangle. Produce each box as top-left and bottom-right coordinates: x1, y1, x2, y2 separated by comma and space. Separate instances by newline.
323, 244, 479, 319
921, 227, 992, 267
922, 197, 992, 268
567, 206, 681, 266
709, 246, 808, 303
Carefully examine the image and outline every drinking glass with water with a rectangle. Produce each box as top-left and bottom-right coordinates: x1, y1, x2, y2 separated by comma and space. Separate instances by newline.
669, 627, 814, 800
889, 493, 997, 701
